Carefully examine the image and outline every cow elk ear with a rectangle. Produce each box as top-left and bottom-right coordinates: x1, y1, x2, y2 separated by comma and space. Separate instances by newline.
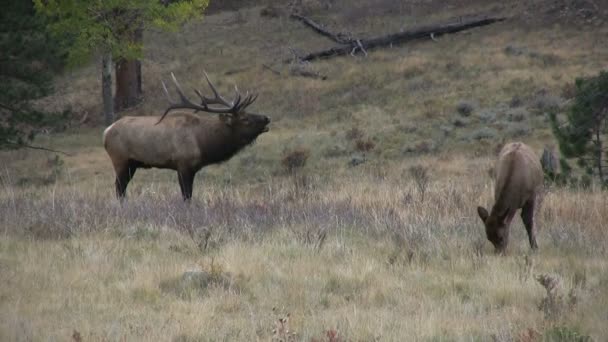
477, 206, 489, 222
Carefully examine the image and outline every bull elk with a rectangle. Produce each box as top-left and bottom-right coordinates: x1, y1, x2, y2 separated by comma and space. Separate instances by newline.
103, 72, 270, 200
477, 142, 543, 253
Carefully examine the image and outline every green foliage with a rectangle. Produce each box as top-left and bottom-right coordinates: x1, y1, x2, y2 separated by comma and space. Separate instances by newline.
542, 326, 593, 342
549, 70, 608, 186
34, 0, 209, 66
0, 1, 68, 149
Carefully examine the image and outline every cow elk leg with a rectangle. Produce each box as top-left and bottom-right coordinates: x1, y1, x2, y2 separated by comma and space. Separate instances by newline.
521, 199, 538, 250
115, 160, 138, 199
177, 170, 195, 201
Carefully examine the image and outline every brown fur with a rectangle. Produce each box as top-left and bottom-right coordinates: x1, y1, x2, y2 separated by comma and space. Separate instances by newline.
477, 142, 543, 252
103, 111, 269, 200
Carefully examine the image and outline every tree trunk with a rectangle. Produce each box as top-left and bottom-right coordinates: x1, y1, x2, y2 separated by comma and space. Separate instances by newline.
114, 26, 143, 112
102, 52, 114, 126
596, 126, 604, 183
114, 59, 142, 111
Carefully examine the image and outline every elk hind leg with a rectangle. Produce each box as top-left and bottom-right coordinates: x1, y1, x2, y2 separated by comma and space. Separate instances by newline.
521, 198, 538, 250
177, 169, 195, 201
114, 159, 138, 199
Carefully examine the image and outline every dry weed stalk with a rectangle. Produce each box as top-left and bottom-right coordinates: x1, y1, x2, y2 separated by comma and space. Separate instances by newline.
517, 254, 535, 282
409, 165, 430, 203
535, 273, 578, 320
303, 227, 327, 251
271, 309, 297, 342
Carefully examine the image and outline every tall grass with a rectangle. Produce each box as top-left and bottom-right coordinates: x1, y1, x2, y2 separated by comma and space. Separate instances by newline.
1, 163, 607, 341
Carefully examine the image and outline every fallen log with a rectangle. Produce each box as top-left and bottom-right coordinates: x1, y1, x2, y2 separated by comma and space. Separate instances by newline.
291, 16, 506, 62
289, 13, 353, 44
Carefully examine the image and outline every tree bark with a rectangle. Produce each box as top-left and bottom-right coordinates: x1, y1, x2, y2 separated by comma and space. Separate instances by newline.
595, 125, 604, 183
102, 52, 114, 126
114, 59, 142, 111
114, 26, 143, 112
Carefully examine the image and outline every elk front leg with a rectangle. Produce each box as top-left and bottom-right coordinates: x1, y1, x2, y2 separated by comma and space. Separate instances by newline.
177, 169, 195, 201
521, 198, 538, 250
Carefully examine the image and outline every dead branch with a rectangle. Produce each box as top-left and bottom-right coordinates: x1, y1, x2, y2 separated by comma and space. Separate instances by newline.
289, 16, 506, 62
3, 141, 73, 156
289, 13, 353, 44
262, 63, 282, 76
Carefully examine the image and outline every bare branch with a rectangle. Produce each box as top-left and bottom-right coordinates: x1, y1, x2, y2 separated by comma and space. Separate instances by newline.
289, 15, 507, 62
2, 141, 73, 156
290, 13, 353, 44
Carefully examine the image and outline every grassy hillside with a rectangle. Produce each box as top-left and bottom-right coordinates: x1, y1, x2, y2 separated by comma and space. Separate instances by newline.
1, 1, 607, 341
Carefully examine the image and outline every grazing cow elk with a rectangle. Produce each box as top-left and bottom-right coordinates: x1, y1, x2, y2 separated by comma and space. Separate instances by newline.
103, 72, 270, 200
477, 142, 543, 253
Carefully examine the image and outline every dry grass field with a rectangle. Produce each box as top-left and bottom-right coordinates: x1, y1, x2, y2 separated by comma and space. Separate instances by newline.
1, 1, 608, 341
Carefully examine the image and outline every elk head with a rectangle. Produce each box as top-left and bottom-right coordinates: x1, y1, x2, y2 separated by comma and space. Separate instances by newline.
477, 206, 511, 252
158, 71, 270, 140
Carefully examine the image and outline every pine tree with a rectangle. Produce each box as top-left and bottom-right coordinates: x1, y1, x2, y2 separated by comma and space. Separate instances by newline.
549, 70, 608, 186
0, 1, 66, 150
35, 0, 209, 125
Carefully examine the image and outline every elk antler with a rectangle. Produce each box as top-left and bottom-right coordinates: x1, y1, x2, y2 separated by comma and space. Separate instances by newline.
157, 72, 258, 124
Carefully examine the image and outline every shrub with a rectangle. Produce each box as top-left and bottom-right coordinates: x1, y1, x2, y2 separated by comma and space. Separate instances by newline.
409, 165, 430, 203
504, 44, 528, 56
506, 122, 531, 138
403, 140, 435, 155
344, 126, 364, 141
531, 90, 563, 113
542, 326, 592, 342
452, 117, 469, 127
281, 148, 310, 174
477, 109, 498, 123
355, 138, 375, 153
470, 128, 497, 141
506, 108, 528, 122
456, 100, 475, 116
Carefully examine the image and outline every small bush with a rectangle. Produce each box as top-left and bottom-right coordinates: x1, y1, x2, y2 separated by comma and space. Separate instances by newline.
344, 127, 364, 141
510, 95, 524, 108
403, 140, 435, 155
456, 100, 475, 116
506, 108, 528, 122
310, 329, 345, 342
477, 109, 498, 123
542, 326, 592, 342
271, 310, 297, 342
355, 138, 375, 153
282, 148, 310, 174
531, 90, 563, 113
506, 122, 531, 138
409, 165, 430, 203
529, 51, 562, 67
322, 144, 348, 158
260, 5, 283, 18
504, 44, 528, 56
470, 128, 497, 141
452, 117, 469, 127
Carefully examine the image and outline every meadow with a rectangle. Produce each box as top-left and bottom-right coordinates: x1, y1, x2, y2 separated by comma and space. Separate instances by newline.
1, 1, 607, 341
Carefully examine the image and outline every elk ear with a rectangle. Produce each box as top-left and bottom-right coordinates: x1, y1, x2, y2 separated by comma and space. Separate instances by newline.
219, 113, 234, 126
477, 206, 489, 222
